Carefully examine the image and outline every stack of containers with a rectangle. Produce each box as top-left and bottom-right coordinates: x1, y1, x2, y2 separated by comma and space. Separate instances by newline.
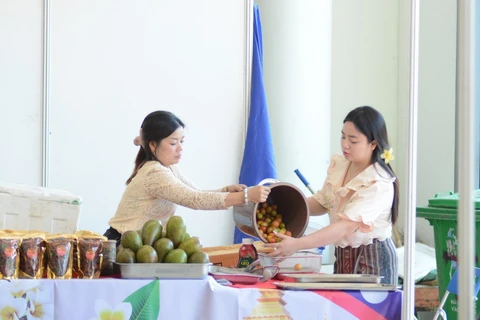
0, 182, 82, 234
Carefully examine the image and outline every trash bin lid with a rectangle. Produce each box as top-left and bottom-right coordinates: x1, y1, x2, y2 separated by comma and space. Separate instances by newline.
428, 190, 480, 209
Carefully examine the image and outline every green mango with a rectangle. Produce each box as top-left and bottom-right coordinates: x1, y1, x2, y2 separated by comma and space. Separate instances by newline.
164, 249, 188, 263
116, 248, 136, 263
120, 230, 143, 253
136, 245, 159, 263
188, 251, 210, 264
141, 219, 163, 246
116, 245, 124, 255
166, 216, 187, 248
178, 237, 202, 257
153, 238, 174, 263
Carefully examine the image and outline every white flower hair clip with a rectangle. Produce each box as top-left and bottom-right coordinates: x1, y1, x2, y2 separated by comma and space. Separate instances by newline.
381, 148, 395, 164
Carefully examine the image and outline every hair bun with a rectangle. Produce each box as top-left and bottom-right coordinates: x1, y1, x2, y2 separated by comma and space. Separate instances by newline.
133, 136, 143, 146
133, 128, 143, 146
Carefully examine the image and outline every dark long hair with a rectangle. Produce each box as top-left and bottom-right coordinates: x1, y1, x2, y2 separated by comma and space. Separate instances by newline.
126, 111, 185, 185
343, 106, 399, 225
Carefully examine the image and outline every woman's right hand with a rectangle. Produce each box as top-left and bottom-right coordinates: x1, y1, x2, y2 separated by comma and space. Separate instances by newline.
247, 185, 271, 203
264, 232, 299, 257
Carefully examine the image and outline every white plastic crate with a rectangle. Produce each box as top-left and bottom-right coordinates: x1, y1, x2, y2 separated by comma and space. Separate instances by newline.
0, 182, 82, 234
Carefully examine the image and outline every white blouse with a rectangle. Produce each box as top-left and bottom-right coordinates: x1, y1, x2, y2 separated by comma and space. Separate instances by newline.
313, 153, 396, 248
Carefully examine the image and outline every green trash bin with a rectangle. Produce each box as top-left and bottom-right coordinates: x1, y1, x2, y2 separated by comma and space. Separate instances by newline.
416, 191, 480, 320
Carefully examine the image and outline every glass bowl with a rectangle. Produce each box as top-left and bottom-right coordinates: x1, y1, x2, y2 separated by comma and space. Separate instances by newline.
258, 251, 323, 275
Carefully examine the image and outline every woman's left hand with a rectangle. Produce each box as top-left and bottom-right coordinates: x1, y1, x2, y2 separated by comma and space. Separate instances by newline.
264, 232, 300, 257
224, 184, 247, 192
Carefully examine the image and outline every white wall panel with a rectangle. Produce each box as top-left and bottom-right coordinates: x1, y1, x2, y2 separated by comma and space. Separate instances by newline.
396, 0, 457, 246
255, 0, 334, 263
0, 1, 43, 186
48, 0, 247, 246
331, 1, 399, 157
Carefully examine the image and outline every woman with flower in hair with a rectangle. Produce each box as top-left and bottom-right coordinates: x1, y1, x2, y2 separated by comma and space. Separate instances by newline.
266, 106, 399, 285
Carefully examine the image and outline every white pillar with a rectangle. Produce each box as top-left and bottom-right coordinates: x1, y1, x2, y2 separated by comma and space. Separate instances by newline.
456, 1, 476, 318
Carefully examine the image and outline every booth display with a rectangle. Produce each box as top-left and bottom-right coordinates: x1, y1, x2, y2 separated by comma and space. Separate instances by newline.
0, 276, 403, 320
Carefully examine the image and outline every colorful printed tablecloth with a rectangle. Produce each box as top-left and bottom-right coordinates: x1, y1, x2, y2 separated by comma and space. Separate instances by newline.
0, 276, 402, 320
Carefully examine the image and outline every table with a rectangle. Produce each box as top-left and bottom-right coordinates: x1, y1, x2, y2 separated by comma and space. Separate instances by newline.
0, 277, 402, 320
415, 284, 439, 313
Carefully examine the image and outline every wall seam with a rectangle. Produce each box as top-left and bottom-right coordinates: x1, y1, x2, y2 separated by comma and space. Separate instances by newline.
42, 0, 51, 188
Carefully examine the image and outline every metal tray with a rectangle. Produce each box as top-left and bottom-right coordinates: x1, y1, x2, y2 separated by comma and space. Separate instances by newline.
273, 282, 397, 291
115, 262, 211, 279
282, 273, 383, 284
209, 266, 250, 274
208, 265, 262, 284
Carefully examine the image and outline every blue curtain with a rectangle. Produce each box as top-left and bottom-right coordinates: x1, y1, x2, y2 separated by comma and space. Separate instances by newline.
233, 4, 277, 244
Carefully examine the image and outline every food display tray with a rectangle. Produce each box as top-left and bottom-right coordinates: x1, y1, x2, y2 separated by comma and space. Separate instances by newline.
273, 282, 397, 291
209, 266, 262, 284
115, 262, 211, 279
282, 273, 383, 284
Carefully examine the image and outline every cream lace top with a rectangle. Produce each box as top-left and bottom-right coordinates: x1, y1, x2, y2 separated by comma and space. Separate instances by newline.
109, 161, 228, 234
313, 153, 396, 248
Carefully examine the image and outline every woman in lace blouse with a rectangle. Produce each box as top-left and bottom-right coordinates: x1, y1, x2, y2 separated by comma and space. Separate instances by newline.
104, 111, 270, 243
266, 106, 399, 285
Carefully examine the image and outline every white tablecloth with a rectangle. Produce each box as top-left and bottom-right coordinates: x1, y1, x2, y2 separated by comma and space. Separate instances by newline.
0, 276, 402, 320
